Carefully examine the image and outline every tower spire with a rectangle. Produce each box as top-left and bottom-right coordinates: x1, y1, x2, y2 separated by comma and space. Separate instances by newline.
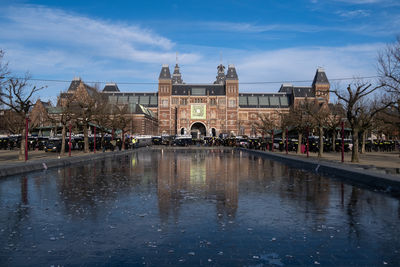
172, 53, 183, 84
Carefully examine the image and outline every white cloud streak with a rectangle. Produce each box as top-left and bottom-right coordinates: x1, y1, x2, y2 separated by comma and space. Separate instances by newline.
197, 19, 399, 37
0, 5, 201, 65
336, 9, 370, 17
336, 0, 384, 4
234, 43, 384, 92
334, 0, 400, 6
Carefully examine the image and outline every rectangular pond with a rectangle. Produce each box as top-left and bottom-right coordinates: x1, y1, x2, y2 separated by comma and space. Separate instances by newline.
0, 149, 399, 266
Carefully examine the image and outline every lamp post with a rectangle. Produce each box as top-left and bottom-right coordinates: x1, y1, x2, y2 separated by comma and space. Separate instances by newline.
341, 118, 345, 163
25, 116, 29, 161
286, 128, 288, 154
68, 124, 72, 157
306, 126, 309, 158
271, 129, 274, 152
94, 126, 96, 153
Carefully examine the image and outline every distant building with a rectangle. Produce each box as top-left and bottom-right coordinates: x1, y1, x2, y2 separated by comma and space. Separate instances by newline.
33, 77, 158, 136
38, 66, 329, 138
102, 64, 330, 137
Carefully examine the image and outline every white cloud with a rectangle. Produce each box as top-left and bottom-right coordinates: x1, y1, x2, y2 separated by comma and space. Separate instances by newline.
0, 5, 201, 65
335, 0, 400, 6
197, 20, 399, 37
336, 0, 383, 4
199, 21, 328, 33
233, 43, 385, 92
337, 9, 370, 17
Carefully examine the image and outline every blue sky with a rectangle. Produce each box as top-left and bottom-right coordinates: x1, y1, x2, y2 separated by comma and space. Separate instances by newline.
0, 0, 399, 102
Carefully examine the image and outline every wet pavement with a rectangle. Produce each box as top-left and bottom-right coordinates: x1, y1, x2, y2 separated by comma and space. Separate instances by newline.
0, 149, 399, 266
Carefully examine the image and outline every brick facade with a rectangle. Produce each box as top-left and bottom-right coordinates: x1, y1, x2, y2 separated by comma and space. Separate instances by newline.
48, 65, 329, 138
154, 64, 329, 137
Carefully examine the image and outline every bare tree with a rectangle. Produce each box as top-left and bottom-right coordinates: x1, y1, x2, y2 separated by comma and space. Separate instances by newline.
111, 105, 132, 150
52, 92, 75, 156
332, 82, 388, 162
302, 99, 330, 157
253, 112, 276, 138
277, 111, 290, 146
73, 87, 102, 153
378, 39, 400, 139
93, 93, 112, 149
375, 105, 400, 140
0, 76, 44, 160
325, 102, 345, 152
0, 50, 10, 107
378, 37, 400, 98
287, 103, 314, 154
3, 109, 25, 135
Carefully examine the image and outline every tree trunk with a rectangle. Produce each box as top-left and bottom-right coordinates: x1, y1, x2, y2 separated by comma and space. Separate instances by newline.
297, 132, 303, 154
60, 124, 66, 156
332, 131, 336, 152
318, 127, 324, 158
351, 128, 360, 163
101, 131, 105, 149
84, 123, 89, 153
122, 132, 125, 150
361, 131, 366, 154
19, 126, 25, 161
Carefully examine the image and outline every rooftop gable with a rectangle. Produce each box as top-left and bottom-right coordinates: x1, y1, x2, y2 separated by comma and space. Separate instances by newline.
312, 68, 329, 86
103, 83, 120, 92
159, 64, 171, 80
226, 64, 238, 80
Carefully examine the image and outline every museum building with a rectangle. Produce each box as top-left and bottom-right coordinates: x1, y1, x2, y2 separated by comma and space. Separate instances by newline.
102, 63, 330, 137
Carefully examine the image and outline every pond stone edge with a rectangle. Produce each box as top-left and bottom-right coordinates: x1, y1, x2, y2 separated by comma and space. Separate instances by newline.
241, 148, 400, 195
0, 149, 142, 178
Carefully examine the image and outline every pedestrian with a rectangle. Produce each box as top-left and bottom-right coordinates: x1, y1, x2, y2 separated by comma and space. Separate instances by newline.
102, 140, 106, 152
111, 139, 116, 151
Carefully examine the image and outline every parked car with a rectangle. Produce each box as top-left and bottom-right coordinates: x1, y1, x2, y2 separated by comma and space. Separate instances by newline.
45, 140, 61, 152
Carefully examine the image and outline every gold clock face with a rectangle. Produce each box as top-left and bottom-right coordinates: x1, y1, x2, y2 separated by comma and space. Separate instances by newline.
191, 104, 206, 120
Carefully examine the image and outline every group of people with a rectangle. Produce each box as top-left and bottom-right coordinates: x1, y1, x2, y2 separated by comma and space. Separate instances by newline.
158, 135, 399, 154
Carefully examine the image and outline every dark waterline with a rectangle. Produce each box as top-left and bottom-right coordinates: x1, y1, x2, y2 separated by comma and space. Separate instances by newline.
0, 149, 399, 266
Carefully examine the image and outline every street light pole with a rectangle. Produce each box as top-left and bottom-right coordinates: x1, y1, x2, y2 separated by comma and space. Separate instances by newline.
271, 129, 274, 152
306, 126, 309, 158
94, 126, 96, 153
341, 119, 345, 163
286, 128, 288, 154
69, 124, 72, 157
25, 117, 29, 161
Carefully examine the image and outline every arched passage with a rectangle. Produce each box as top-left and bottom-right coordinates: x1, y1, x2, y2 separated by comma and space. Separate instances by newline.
211, 128, 216, 137
190, 122, 206, 139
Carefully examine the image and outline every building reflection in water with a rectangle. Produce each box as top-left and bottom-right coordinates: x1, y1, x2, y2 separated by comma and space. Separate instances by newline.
157, 149, 239, 223
156, 150, 334, 225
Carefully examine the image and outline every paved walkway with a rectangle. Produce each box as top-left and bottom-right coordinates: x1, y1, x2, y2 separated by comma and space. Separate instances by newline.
0, 149, 115, 166
272, 150, 400, 176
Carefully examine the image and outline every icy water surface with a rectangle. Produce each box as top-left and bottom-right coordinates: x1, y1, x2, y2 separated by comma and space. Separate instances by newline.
0, 149, 399, 266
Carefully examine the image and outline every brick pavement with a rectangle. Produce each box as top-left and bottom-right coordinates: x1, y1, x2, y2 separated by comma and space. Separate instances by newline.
274, 150, 400, 176
0, 149, 108, 165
